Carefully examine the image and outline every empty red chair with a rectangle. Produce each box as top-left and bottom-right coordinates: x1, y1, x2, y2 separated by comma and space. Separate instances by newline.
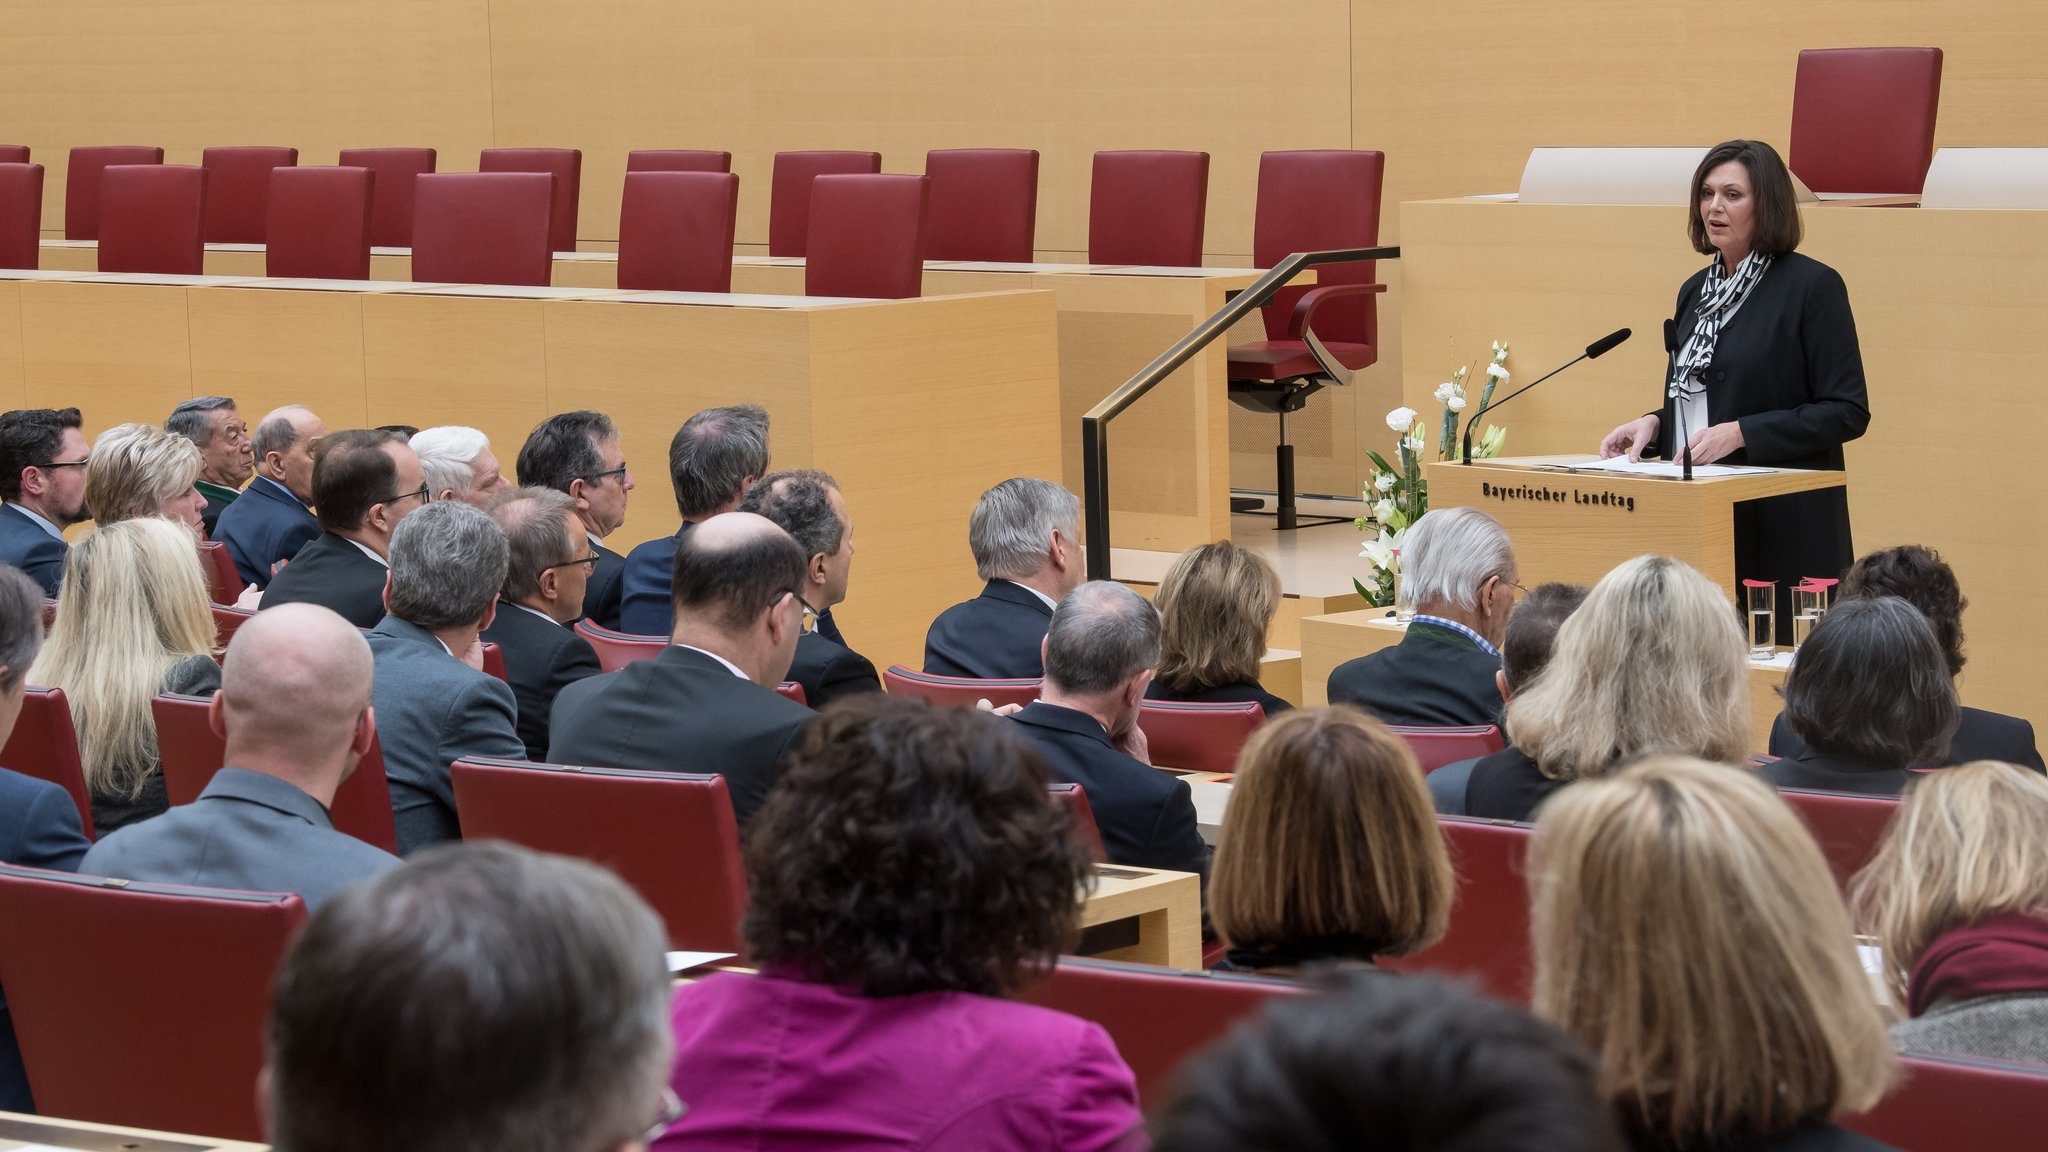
1138, 700, 1265, 774
266, 165, 374, 280
1087, 150, 1209, 267
572, 619, 666, 672
882, 664, 1039, 709
1047, 781, 1108, 862
337, 146, 436, 248
479, 146, 582, 253
0, 146, 26, 164
1379, 816, 1533, 1002
616, 171, 739, 292
64, 145, 163, 240
451, 757, 748, 953
1777, 786, 1900, 893
1, 687, 92, 838
211, 604, 254, 649
196, 539, 242, 605
1394, 724, 1506, 773
924, 148, 1039, 263
1790, 48, 1944, 195
97, 164, 208, 275
410, 171, 555, 287
628, 149, 733, 174
805, 173, 929, 299
768, 150, 881, 257
0, 864, 302, 1139
0, 162, 42, 270
1845, 1051, 2048, 1152
199, 145, 297, 244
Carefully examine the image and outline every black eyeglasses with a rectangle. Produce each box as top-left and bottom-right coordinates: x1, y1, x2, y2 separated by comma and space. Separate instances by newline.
37, 458, 89, 471
768, 589, 818, 618
585, 465, 629, 483
381, 485, 431, 506
546, 552, 601, 572
641, 1086, 686, 1141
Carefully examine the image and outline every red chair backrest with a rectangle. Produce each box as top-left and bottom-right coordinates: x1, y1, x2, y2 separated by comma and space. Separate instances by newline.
1138, 700, 1264, 774
196, 539, 242, 605
336, 146, 436, 248
1253, 150, 1384, 345
1845, 1050, 2048, 1152
617, 170, 739, 293
0, 146, 26, 164
1088, 150, 1209, 267
1393, 724, 1506, 773
805, 173, 929, 300
212, 603, 254, 649
479, 147, 583, 254
64, 145, 163, 240
1046, 782, 1108, 863
199, 145, 297, 244
266, 165, 374, 280
0, 162, 42, 270
1379, 816, 1534, 1002
924, 148, 1039, 263
628, 149, 733, 174
572, 618, 666, 673
767, 150, 882, 257
98, 164, 208, 275
0, 864, 303, 1140
411, 171, 555, 286
1, 687, 93, 838
1778, 786, 1901, 893
882, 663, 1039, 709
450, 757, 748, 952
1790, 47, 1944, 196
774, 681, 807, 706
480, 640, 507, 682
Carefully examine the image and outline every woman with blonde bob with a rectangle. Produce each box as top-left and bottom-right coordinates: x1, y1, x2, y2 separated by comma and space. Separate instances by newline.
1852, 761, 2048, 1064
1146, 540, 1290, 716
1465, 555, 1750, 821
83, 422, 207, 535
31, 517, 221, 834
1531, 757, 1897, 1152
1211, 707, 1452, 973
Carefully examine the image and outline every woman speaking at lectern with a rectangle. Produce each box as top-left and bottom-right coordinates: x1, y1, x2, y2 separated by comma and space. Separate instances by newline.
1599, 139, 1870, 630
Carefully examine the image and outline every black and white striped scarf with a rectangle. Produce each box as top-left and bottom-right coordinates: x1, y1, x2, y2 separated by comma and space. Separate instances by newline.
1668, 251, 1773, 400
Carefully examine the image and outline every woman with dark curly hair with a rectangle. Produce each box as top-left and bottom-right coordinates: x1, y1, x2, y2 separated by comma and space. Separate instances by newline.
651, 694, 1142, 1151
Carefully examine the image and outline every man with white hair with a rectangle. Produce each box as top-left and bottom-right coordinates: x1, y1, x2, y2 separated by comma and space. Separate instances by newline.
1328, 506, 1518, 727
411, 425, 511, 508
923, 477, 1083, 679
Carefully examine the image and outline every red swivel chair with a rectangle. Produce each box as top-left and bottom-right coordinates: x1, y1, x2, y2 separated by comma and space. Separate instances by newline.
805, 173, 929, 299
1379, 816, 1534, 1002
924, 148, 1039, 263
1394, 724, 1506, 773
411, 171, 555, 287
64, 145, 163, 240
266, 165, 374, 280
451, 757, 749, 953
479, 147, 582, 254
196, 540, 243, 605
617, 171, 739, 292
1790, 48, 1944, 196
97, 164, 208, 275
1087, 150, 1209, 267
1138, 700, 1265, 774
0, 146, 26, 164
1777, 786, 1901, 894
1046, 782, 1108, 862
211, 604, 254, 649
0, 864, 302, 1140
572, 619, 666, 672
1, 687, 93, 838
1845, 1051, 2048, 1152
337, 146, 436, 248
199, 145, 297, 244
0, 162, 43, 270
628, 149, 733, 174
768, 150, 882, 257
882, 664, 1040, 709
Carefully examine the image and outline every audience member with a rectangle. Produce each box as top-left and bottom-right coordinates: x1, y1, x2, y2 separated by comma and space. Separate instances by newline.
165, 395, 251, 535
366, 501, 523, 854
262, 429, 428, 627
30, 519, 220, 835
655, 696, 1140, 1151
79, 603, 399, 906
515, 410, 635, 629
481, 487, 602, 760
737, 469, 878, 708
924, 477, 1082, 679
83, 422, 206, 534
1430, 582, 1588, 814
1211, 708, 1451, 974
549, 512, 811, 825
1327, 507, 1516, 726
411, 425, 511, 508
1146, 540, 1291, 716
619, 404, 770, 635
1852, 760, 2048, 1065
1531, 756, 1897, 1152
1765, 597, 1959, 796
1149, 972, 1626, 1152
265, 842, 675, 1152
0, 407, 88, 596
215, 404, 325, 589
1465, 555, 1749, 822
373, 423, 420, 439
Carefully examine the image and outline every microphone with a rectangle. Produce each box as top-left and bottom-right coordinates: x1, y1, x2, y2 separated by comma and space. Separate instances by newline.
1664, 319, 1694, 480
1461, 328, 1632, 464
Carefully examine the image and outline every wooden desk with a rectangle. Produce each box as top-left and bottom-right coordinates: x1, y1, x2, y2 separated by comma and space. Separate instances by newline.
0, 1111, 266, 1151
1079, 864, 1203, 972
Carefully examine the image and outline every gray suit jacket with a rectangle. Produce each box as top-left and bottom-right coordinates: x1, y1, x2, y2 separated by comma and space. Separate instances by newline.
78, 768, 398, 910
367, 615, 527, 855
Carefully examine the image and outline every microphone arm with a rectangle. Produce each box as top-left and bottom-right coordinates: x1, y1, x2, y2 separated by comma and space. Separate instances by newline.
1664, 318, 1693, 482
1461, 328, 1632, 464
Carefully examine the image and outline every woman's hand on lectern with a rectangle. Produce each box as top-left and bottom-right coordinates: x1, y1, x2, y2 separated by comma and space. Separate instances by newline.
1683, 420, 1745, 465
1600, 415, 1660, 461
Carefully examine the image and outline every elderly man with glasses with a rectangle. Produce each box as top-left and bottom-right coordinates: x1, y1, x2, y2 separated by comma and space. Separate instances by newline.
481, 486, 604, 760
261, 428, 431, 628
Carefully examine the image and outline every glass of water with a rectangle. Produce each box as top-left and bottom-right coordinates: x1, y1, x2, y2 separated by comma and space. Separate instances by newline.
1393, 548, 1416, 623
1790, 579, 1834, 651
1744, 580, 1776, 660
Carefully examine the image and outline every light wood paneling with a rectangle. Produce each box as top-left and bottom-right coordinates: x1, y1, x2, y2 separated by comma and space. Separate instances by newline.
188, 287, 370, 427
17, 282, 191, 430
361, 294, 552, 478
0, 283, 26, 411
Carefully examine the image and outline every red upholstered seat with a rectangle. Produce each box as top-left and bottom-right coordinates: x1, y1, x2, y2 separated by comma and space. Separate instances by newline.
572, 619, 666, 672
196, 539, 242, 605
1777, 786, 1900, 893
0, 162, 43, 270
1394, 724, 1507, 773
1790, 48, 1944, 195
479, 147, 583, 254
628, 149, 733, 174
64, 145, 163, 240
1845, 1050, 2048, 1152
266, 165, 374, 280
0, 864, 302, 1140
1380, 816, 1533, 1002
337, 146, 436, 248
211, 604, 254, 649
450, 757, 749, 953
1228, 149, 1386, 382
1046, 782, 1108, 863
411, 171, 555, 287
1225, 338, 1378, 382
98, 164, 208, 275
199, 145, 297, 244
882, 664, 1039, 709
924, 148, 1039, 263
768, 150, 881, 257
774, 681, 806, 705
1, 688, 93, 838
480, 640, 506, 683
617, 170, 739, 292
1138, 700, 1265, 774
805, 173, 929, 299
1087, 150, 1209, 267
0, 146, 26, 164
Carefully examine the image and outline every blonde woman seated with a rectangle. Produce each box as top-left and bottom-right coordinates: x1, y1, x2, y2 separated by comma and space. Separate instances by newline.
1211, 708, 1452, 974
1531, 757, 1898, 1152
31, 518, 222, 834
1145, 540, 1291, 716
1853, 760, 2048, 1065
84, 422, 209, 535
1465, 555, 1750, 822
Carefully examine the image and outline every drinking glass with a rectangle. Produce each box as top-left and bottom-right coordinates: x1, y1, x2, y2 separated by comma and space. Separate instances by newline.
1392, 548, 1415, 623
1791, 580, 1832, 651
1743, 580, 1776, 660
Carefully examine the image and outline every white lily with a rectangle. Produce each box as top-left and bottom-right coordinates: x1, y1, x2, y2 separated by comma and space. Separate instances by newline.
1359, 528, 1402, 573
1385, 406, 1418, 432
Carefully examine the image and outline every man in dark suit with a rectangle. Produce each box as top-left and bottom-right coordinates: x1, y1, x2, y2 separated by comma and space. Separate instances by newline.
263, 429, 428, 629
1430, 583, 1588, 815
79, 603, 400, 906
165, 395, 252, 536
738, 470, 878, 709
924, 477, 1083, 679
0, 407, 89, 597
482, 488, 602, 759
550, 512, 813, 826
214, 404, 325, 589
618, 404, 769, 636
1009, 581, 1210, 887
1328, 506, 1517, 728
514, 411, 636, 630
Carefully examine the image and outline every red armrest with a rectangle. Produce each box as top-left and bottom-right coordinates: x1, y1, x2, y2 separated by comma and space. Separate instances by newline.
1287, 282, 1388, 340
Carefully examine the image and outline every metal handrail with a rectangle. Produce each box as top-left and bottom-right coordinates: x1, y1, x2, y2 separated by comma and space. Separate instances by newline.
1080, 245, 1400, 578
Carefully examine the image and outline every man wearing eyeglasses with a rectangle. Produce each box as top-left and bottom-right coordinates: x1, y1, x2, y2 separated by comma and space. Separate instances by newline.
738, 470, 878, 710
262, 429, 430, 628
514, 411, 635, 631
0, 407, 90, 596
481, 487, 603, 760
